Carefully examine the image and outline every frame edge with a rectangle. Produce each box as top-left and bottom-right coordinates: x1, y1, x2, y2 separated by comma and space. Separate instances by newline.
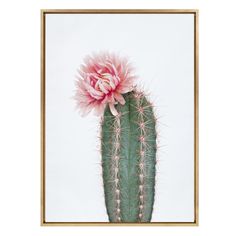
40, 9, 199, 226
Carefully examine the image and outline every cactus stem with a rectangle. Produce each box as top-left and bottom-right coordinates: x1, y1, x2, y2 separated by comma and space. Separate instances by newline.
102, 91, 157, 222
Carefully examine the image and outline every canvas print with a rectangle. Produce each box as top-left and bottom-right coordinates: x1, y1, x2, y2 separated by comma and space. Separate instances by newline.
41, 10, 198, 225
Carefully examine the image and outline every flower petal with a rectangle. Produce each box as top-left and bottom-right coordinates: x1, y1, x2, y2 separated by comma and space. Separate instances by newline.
109, 103, 118, 116
83, 82, 104, 99
114, 93, 125, 105
93, 103, 106, 116
98, 81, 109, 94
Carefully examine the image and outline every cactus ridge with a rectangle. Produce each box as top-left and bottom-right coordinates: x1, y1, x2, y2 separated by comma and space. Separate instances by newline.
111, 114, 121, 222
101, 91, 157, 222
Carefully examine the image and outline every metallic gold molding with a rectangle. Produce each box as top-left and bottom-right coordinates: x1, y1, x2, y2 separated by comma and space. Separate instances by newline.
41, 9, 46, 226
194, 10, 199, 226
41, 9, 198, 14
41, 9, 199, 226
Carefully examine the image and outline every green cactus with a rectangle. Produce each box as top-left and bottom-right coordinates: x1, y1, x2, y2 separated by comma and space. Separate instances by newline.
101, 90, 157, 222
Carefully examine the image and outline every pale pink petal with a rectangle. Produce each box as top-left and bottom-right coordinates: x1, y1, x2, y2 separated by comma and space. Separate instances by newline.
109, 103, 118, 116
101, 95, 108, 104
114, 93, 125, 105
98, 82, 109, 94
83, 82, 104, 99
116, 85, 133, 94
109, 80, 116, 90
106, 93, 115, 103
79, 102, 95, 117
112, 75, 120, 87
103, 81, 112, 91
93, 103, 106, 116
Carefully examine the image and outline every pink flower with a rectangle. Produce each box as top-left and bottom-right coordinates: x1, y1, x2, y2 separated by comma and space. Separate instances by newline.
74, 52, 136, 116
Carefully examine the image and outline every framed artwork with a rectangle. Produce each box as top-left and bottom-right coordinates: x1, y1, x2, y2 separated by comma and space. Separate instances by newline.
41, 9, 199, 226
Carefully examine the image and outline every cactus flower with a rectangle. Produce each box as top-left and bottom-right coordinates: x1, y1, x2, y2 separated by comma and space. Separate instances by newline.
74, 52, 136, 116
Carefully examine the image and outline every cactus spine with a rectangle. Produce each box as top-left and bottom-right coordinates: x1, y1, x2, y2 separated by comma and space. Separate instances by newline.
101, 91, 157, 222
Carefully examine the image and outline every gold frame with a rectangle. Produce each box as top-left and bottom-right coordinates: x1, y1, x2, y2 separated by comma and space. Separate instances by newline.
41, 9, 199, 226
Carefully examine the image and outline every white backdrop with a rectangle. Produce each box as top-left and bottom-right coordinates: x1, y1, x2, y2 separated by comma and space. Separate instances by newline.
45, 13, 194, 222
1, 0, 236, 235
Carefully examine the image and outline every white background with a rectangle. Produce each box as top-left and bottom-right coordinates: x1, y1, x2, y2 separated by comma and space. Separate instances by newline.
0, 0, 236, 235
46, 13, 194, 222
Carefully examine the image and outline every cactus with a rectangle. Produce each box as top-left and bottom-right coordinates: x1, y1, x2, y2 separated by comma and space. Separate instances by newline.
101, 90, 157, 222
74, 52, 158, 222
